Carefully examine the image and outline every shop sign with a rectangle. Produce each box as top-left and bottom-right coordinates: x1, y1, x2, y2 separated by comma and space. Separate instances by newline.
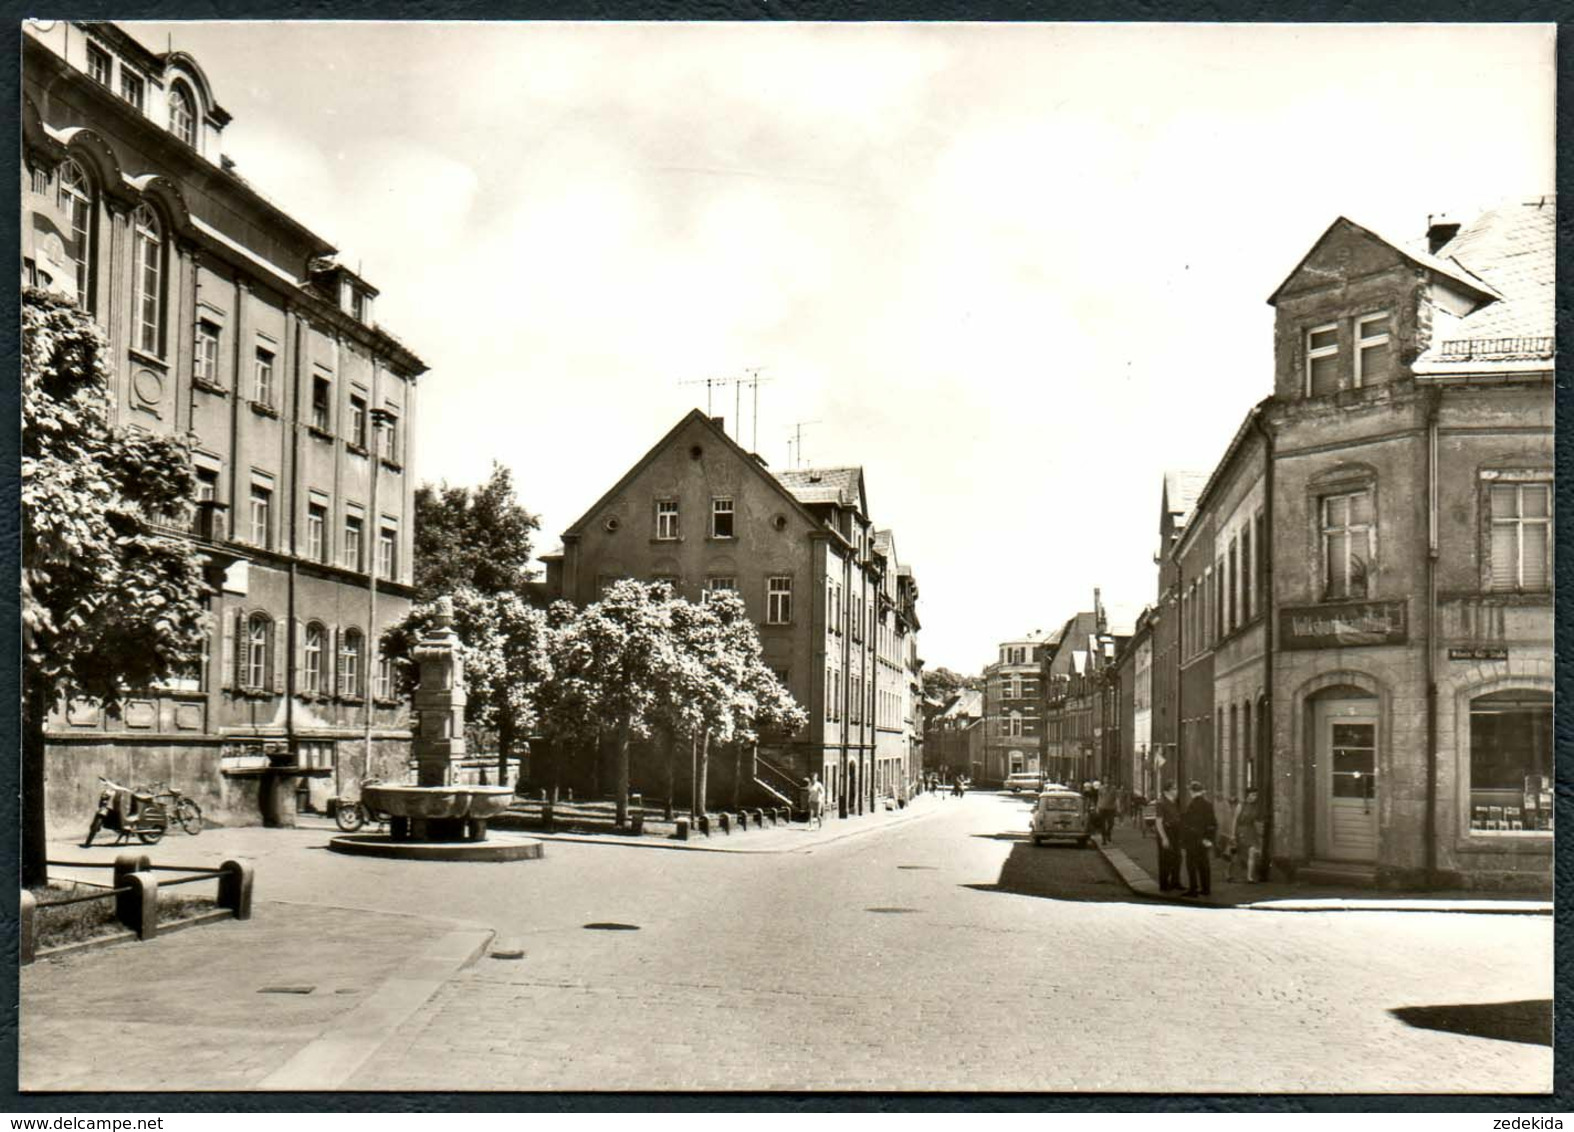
1279, 600, 1407, 650
1449, 646, 1508, 661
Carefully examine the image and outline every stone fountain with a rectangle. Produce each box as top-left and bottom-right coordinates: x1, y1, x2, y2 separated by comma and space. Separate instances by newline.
329, 597, 542, 862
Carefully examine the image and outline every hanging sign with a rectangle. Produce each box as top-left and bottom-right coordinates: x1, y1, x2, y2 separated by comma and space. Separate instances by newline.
1279, 600, 1408, 649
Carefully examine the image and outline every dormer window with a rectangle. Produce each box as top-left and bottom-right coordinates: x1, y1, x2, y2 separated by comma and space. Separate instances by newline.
1354, 312, 1392, 387
86, 43, 112, 86
1306, 323, 1339, 396
119, 68, 145, 113
169, 82, 197, 147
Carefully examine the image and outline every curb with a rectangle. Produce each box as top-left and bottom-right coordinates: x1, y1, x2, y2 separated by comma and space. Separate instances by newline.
514, 801, 943, 856
1094, 840, 1552, 916
257, 925, 495, 1090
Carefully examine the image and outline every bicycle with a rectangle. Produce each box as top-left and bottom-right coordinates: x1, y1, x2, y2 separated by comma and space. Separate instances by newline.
150, 781, 204, 835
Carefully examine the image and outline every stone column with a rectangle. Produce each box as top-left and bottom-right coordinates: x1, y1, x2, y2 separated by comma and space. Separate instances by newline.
411, 596, 467, 788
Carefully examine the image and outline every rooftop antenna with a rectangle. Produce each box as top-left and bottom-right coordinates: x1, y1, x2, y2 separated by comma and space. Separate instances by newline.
677, 370, 773, 441
787, 419, 820, 469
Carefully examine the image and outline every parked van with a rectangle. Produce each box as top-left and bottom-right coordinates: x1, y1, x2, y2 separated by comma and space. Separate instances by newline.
1004, 772, 1044, 794
1029, 786, 1092, 847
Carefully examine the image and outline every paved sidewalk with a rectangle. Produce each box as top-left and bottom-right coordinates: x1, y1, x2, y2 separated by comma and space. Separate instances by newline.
1094, 820, 1552, 915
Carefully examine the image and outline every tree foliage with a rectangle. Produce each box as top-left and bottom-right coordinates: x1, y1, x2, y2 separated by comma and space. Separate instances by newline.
923, 666, 981, 702
22, 288, 213, 885
411, 461, 540, 601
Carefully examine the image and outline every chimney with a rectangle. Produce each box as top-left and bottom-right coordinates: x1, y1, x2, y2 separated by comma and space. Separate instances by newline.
1427, 214, 1460, 254
711, 415, 725, 432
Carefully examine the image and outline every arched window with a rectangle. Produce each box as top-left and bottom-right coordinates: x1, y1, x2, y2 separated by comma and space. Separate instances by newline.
132, 204, 163, 355
246, 613, 270, 689
341, 628, 363, 698
56, 159, 94, 310
303, 622, 325, 695
169, 82, 197, 147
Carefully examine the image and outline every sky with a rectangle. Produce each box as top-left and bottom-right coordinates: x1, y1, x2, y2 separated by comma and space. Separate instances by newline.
128, 20, 1556, 674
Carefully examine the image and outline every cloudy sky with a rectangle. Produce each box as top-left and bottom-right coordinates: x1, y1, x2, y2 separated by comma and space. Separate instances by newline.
129, 20, 1555, 673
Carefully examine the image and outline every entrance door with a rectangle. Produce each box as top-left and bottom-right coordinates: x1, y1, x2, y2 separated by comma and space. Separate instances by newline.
1315, 698, 1378, 860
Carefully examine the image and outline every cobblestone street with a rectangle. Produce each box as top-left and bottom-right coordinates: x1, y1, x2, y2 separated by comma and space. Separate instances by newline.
21, 791, 1551, 1094
342, 792, 1550, 1093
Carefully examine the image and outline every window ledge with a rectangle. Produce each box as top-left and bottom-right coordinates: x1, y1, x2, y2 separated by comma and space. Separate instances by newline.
337, 695, 365, 706
127, 346, 167, 371
192, 377, 227, 397
380, 458, 403, 474
346, 443, 370, 458
649, 537, 682, 545
236, 686, 275, 700
307, 424, 334, 442
706, 535, 736, 542
374, 697, 402, 708
249, 400, 279, 419
1463, 829, 1552, 840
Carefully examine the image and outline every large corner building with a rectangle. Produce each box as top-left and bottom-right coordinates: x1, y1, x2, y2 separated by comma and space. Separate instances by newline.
22, 21, 429, 831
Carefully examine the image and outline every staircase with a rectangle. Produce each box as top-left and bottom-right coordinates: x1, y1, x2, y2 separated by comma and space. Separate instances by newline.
752, 751, 802, 814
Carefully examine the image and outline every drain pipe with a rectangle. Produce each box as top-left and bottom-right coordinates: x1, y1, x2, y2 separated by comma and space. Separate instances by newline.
1424, 388, 1441, 886
1251, 408, 1275, 879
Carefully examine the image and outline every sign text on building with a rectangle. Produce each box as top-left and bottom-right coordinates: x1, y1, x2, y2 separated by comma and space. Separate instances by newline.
1449, 646, 1509, 661
1279, 600, 1408, 650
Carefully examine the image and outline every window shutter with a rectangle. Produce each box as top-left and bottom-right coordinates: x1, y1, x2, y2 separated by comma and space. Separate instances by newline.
1488, 486, 1518, 590
294, 620, 307, 695
271, 618, 284, 693
221, 607, 236, 690
234, 610, 250, 688
334, 627, 345, 697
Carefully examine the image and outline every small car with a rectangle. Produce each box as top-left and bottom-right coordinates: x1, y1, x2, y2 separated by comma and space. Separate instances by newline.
1004, 772, 1044, 794
1030, 787, 1092, 847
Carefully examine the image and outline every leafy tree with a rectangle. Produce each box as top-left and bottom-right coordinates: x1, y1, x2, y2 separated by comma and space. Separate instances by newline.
380, 587, 550, 784
411, 462, 540, 602
557, 580, 678, 827
923, 666, 981, 702
21, 289, 211, 886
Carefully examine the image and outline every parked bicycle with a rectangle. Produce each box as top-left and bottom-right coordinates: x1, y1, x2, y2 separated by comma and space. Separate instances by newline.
331, 781, 390, 833
150, 781, 204, 835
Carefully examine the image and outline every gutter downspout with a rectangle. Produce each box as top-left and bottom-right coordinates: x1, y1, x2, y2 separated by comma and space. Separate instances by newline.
1424, 387, 1441, 886
286, 309, 300, 773
366, 359, 384, 788
1251, 409, 1276, 880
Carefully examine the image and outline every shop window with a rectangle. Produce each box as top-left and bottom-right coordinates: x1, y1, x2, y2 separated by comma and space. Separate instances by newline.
1468, 691, 1552, 833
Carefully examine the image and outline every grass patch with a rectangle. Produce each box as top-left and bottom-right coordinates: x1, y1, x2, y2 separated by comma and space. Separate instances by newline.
30, 881, 220, 950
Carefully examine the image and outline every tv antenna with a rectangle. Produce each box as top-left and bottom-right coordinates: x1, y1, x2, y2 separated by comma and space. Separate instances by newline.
787, 419, 821, 469
677, 369, 772, 448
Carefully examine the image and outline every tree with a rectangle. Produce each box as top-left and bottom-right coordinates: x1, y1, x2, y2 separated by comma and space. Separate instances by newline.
923, 666, 981, 702
411, 461, 540, 601
559, 580, 677, 828
21, 288, 212, 886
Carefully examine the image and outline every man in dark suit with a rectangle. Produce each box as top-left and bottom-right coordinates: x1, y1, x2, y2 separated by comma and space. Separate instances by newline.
1181, 780, 1218, 897
1155, 784, 1182, 891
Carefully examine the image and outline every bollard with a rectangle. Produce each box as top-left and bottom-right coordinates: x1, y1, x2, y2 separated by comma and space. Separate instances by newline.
753, 809, 766, 829
543, 798, 555, 832
566, 788, 574, 802
218, 859, 255, 921
674, 817, 690, 841
630, 793, 644, 835
719, 813, 731, 835
698, 815, 711, 837
117, 871, 158, 940
737, 811, 748, 831
113, 851, 151, 892
20, 890, 36, 965
540, 788, 548, 802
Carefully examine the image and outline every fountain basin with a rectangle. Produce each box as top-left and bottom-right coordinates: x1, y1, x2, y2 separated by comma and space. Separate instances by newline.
362, 784, 514, 821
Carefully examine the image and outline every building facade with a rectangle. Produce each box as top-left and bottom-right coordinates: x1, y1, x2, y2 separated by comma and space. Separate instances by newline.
23, 21, 427, 832
924, 688, 984, 783
981, 631, 1049, 784
543, 410, 922, 817
1259, 202, 1554, 888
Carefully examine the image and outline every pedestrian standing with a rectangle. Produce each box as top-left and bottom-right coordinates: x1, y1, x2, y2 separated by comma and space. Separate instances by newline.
806, 774, 825, 829
1096, 780, 1119, 845
1155, 785, 1181, 890
1230, 788, 1263, 882
1181, 780, 1217, 897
